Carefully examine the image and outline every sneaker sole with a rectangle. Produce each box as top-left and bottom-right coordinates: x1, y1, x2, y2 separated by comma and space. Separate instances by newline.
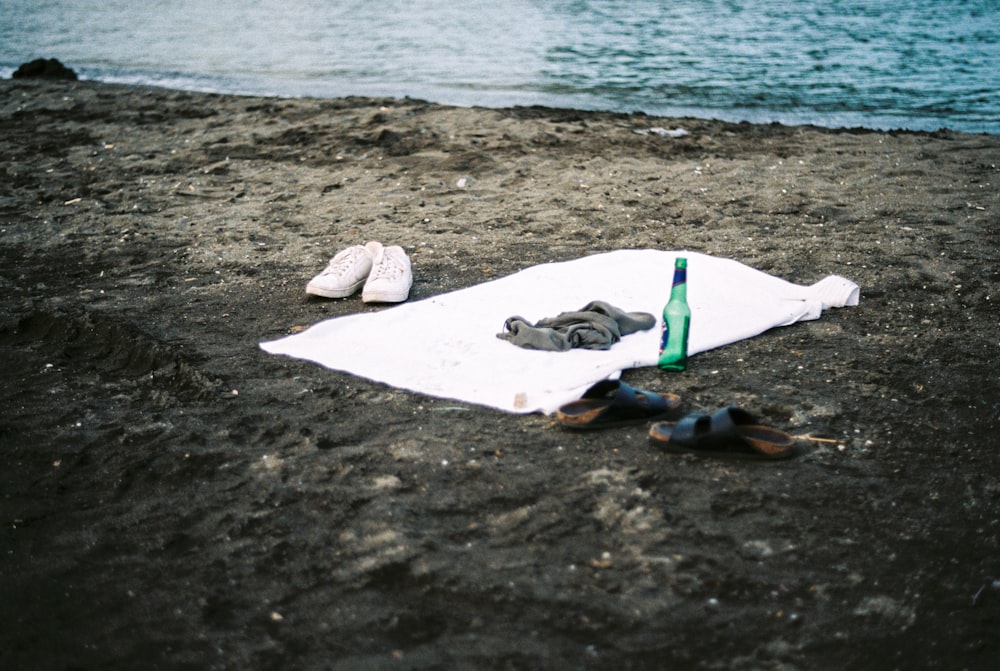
306, 279, 366, 298
362, 288, 411, 303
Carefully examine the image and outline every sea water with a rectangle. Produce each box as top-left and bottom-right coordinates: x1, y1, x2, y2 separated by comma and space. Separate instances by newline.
1, 0, 997, 134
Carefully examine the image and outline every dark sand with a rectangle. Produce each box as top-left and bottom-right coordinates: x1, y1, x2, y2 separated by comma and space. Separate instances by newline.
1, 78, 998, 670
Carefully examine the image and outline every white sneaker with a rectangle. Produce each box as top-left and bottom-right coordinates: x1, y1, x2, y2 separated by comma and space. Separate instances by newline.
306, 241, 383, 298
362, 245, 412, 303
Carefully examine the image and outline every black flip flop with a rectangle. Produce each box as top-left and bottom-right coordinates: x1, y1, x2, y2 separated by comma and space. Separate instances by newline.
555, 380, 682, 430
648, 406, 797, 459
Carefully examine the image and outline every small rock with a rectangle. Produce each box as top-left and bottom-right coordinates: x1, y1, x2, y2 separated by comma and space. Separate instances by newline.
372, 474, 403, 491
12, 58, 78, 80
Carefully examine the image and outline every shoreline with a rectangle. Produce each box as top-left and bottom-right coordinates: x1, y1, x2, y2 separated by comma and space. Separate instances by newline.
2, 78, 998, 670
8, 67, 997, 135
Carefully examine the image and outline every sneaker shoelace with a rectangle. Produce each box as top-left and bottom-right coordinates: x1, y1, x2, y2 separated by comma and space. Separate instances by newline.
369, 252, 402, 281
321, 253, 360, 279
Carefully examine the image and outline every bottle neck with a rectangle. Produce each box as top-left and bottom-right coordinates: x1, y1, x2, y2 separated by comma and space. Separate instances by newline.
670, 267, 687, 300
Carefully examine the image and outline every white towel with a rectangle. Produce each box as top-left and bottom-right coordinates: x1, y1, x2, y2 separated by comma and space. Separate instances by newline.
260, 250, 859, 414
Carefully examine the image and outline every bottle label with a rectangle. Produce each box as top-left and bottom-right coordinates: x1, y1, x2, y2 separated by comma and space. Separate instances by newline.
672, 267, 686, 287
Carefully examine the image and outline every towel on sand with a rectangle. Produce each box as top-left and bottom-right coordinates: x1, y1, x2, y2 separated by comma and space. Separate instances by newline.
260, 250, 859, 414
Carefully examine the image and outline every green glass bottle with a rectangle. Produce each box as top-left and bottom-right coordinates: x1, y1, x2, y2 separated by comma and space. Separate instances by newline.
658, 257, 690, 371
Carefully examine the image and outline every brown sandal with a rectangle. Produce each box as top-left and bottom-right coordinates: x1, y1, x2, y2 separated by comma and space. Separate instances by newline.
649, 406, 797, 459
555, 380, 682, 430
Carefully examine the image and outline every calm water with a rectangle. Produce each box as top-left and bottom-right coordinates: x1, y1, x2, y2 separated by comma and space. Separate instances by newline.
2, 0, 997, 133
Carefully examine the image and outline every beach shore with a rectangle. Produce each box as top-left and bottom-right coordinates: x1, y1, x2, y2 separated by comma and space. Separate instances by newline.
2, 78, 998, 670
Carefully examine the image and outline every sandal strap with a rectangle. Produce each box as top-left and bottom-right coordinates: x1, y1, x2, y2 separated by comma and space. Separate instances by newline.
668, 407, 759, 450
581, 379, 626, 400
701, 406, 758, 450
711, 406, 757, 429
668, 412, 712, 446
582, 380, 673, 418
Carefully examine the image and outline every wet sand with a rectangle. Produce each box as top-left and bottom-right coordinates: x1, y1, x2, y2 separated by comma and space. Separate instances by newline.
2, 78, 998, 670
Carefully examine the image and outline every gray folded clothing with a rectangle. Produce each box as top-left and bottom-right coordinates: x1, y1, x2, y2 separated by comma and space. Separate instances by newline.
497, 300, 656, 351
